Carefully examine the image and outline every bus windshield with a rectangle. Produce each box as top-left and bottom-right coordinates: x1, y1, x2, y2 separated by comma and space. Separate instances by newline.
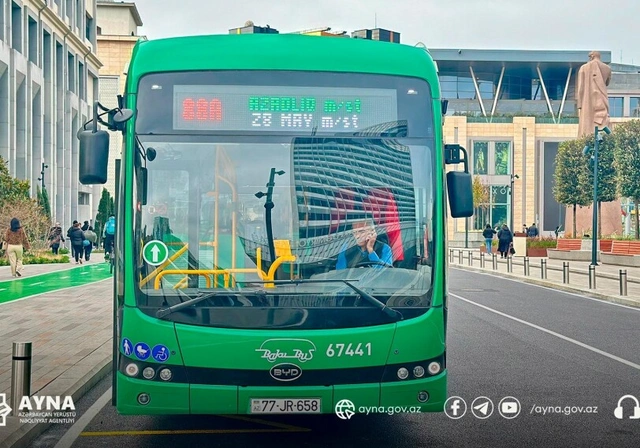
134, 136, 436, 329
132, 70, 437, 330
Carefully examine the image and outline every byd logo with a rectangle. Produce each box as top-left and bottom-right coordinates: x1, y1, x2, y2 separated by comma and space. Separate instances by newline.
269, 363, 302, 382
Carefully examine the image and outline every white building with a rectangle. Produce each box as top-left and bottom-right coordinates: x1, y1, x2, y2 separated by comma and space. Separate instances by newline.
0, 0, 101, 227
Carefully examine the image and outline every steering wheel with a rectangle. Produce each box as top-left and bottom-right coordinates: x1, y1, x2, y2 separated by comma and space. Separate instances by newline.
354, 261, 393, 268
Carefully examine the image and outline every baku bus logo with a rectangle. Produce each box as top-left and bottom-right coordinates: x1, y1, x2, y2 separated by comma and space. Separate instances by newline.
256, 338, 316, 363
269, 363, 302, 382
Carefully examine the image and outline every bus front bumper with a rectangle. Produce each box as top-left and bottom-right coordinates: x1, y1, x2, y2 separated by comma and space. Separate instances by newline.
115, 371, 446, 415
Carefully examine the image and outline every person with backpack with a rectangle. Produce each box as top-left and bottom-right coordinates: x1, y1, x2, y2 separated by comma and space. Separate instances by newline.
103, 215, 116, 260
83, 226, 98, 261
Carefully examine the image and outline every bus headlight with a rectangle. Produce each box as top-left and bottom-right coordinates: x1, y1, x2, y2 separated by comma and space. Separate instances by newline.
137, 393, 150, 405
413, 366, 425, 378
417, 391, 429, 403
125, 363, 139, 377
397, 368, 409, 379
142, 367, 155, 379
159, 368, 173, 381
428, 362, 441, 375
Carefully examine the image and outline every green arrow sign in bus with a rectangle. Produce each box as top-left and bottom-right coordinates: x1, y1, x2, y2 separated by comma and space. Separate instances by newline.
142, 240, 169, 266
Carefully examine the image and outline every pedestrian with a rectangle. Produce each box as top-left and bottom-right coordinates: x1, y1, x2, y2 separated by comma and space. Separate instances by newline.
102, 215, 116, 260
81, 220, 89, 231
3, 218, 31, 277
68, 222, 86, 264
497, 224, 513, 258
83, 226, 97, 261
48, 222, 65, 255
482, 224, 496, 254
67, 220, 78, 259
527, 222, 539, 238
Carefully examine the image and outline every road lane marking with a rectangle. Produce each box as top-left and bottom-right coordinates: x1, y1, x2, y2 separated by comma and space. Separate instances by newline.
222, 414, 311, 431
55, 386, 310, 444
54, 389, 112, 448
450, 292, 640, 371
451, 267, 640, 311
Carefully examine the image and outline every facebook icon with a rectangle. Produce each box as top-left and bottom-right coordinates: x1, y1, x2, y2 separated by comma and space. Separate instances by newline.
444, 396, 467, 419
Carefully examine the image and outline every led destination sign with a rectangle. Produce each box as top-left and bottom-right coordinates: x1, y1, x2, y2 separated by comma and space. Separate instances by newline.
173, 85, 398, 132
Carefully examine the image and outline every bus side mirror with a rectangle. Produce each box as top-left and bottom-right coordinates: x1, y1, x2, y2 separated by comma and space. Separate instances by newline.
446, 171, 473, 217
77, 102, 134, 184
78, 130, 110, 184
444, 144, 474, 218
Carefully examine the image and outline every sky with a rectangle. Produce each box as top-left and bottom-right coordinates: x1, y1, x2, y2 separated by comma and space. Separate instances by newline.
130, 0, 640, 66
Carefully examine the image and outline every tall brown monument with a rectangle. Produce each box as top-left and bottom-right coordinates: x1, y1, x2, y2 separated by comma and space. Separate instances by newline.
566, 51, 621, 237
576, 51, 612, 138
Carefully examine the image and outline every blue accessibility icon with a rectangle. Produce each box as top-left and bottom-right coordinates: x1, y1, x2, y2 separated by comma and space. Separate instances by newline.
134, 342, 151, 360
122, 338, 133, 356
152, 345, 170, 362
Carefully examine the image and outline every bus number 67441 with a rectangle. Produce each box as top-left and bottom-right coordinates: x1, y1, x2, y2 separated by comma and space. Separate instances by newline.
326, 343, 372, 357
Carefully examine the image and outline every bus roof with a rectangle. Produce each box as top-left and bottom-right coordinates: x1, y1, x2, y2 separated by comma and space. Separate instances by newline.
127, 34, 440, 96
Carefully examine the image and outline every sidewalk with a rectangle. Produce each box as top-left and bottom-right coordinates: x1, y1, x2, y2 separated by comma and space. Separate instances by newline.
449, 248, 640, 308
0, 260, 113, 448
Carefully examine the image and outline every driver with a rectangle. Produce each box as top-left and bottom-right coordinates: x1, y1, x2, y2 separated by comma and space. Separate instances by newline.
336, 219, 393, 269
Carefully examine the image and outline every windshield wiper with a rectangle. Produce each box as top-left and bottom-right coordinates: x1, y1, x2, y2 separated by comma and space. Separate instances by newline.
340, 280, 403, 322
237, 278, 402, 321
156, 291, 245, 319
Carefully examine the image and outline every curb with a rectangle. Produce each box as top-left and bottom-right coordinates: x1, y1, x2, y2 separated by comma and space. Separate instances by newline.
3, 357, 112, 448
451, 264, 640, 309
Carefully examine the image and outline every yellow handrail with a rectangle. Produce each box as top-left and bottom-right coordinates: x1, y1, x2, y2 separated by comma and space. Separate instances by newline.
140, 244, 189, 287
154, 270, 213, 289
152, 253, 297, 289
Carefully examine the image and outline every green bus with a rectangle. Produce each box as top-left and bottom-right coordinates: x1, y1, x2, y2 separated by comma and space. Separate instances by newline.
78, 33, 473, 416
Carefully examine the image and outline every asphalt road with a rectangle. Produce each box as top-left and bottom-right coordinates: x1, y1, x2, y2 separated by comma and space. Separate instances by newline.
33, 268, 640, 448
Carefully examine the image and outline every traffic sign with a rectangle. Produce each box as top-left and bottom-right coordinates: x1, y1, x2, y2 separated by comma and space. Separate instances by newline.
143, 240, 169, 266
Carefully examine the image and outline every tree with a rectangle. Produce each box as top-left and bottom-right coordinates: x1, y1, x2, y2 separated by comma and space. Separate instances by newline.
612, 119, 640, 239
37, 186, 52, 222
553, 137, 591, 237
584, 133, 618, 237
0, 157, 49, 249
472, 175, 490, 229
96, 188, 115, 245
0, 156, 30, 208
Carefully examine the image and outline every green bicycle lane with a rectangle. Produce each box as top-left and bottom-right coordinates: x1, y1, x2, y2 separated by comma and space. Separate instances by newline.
0, 263, 112, 305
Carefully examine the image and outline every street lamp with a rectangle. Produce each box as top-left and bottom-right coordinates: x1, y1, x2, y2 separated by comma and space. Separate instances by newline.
37, 162, 49, 190
509, 173, 519, 231
582, 125, 611, 266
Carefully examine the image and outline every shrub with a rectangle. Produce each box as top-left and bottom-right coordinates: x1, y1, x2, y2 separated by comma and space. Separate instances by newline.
527, 236, 558, 248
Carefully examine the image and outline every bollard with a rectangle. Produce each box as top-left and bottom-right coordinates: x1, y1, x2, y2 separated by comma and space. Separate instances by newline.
449, 248, 454, 263
589, 265, 596, 289
11, 342, 32, 416
524, 256, 530, 276
467, 250, 473, 266
620, 269, 628, 296
492, 254, 498, 270
458, 250, 463, 265
480, 253, 485, 268
562, 262, 570, 284
541, 259, 547, 279
507, 256, 513, 272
